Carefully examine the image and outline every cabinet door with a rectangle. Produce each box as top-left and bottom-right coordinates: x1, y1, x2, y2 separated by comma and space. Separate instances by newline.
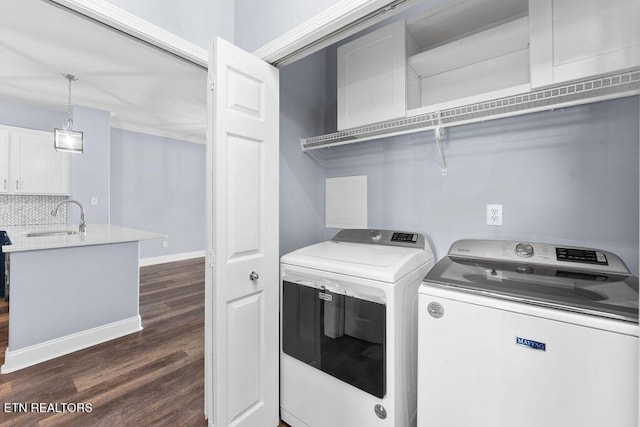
10, 129, 70, 195
530, 0, 640, 88
0, 130, 8, 193
337, 19, 406, 130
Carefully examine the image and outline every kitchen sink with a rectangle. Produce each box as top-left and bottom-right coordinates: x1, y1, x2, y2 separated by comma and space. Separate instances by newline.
24, 230, 79, 237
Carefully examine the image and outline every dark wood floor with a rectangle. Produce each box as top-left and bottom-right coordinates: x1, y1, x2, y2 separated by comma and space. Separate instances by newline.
0, 257, 207, 426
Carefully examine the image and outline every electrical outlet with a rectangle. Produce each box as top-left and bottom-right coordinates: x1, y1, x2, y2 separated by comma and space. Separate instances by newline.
162, 240, 169, 249
91, 197, 98, 206
487, 204, 503, 226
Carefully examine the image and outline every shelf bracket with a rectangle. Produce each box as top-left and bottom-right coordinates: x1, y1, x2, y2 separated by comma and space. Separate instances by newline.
433, 125, 447, 175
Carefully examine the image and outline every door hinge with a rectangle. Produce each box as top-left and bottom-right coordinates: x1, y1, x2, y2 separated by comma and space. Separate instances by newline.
210, 83, 215, 92
207, 249, 215, 268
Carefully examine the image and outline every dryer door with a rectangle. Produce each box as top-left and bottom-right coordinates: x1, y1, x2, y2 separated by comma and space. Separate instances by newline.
282, 279, 386, 398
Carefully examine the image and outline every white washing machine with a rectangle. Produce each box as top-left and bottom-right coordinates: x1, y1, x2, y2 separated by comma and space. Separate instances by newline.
418, 239, 639, 427
280, 229, 435, 427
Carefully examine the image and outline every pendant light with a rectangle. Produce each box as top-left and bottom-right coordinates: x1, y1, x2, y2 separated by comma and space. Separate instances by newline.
54, 73, 83, 153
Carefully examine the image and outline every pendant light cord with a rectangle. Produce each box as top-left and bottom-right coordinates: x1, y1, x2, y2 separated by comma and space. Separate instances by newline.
66, 75, 75, 130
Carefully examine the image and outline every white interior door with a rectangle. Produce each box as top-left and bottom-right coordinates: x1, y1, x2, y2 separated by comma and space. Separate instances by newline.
205, 37, 279, 427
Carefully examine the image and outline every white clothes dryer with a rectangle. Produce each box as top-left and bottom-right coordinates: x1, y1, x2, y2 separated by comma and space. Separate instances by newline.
280, 229, 435, 427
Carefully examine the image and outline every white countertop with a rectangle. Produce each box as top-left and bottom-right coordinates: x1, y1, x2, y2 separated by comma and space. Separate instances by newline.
2, 224, 165, 253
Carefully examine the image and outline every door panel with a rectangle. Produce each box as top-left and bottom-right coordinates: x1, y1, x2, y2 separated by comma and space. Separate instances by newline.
205, 37, 279, 427
227, 67, 265, 119
227, 291, 264, 424
227, 134, 263, 261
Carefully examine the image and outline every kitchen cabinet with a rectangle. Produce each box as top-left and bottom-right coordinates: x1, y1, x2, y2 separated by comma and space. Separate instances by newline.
0, 125, 70, 195
529, 0, 640, 88
0, 130, 8, 193
337, 19, 407, 130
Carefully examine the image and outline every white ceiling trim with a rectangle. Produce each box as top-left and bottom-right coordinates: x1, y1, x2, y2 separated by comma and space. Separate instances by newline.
252, 0, 421, 66
110, 120, 206, 145
46, 0, 208, 68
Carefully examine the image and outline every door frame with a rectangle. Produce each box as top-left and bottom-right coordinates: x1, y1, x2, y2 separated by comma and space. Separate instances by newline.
48, 0, 414, 66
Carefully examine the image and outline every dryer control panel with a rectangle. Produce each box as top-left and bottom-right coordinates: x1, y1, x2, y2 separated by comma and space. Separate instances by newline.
332, 229, 426, 250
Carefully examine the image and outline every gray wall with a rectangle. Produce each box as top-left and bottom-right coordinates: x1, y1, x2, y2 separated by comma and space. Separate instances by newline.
279, 53, 639, 275
320, 96, 640, 274
110, 129, 205, 259
234, 0, 343, 52
105, 0, 235, 48
9, 241, 139, 349
0, 99, 64, 131
280, 50, 328, 256
71, 105, 111, 224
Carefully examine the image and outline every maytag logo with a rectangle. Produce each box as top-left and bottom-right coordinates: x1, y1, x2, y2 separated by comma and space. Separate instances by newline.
516, 336, 546, 351
318, 292, 332, 302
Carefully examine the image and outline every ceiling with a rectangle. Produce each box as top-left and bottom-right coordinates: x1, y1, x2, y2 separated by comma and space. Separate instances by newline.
0, 0, 208, 144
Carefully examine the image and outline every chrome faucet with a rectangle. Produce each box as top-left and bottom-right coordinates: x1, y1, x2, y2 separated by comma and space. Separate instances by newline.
52, 199, 86, 233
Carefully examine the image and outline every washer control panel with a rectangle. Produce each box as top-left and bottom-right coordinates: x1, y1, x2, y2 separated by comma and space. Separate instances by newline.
448, 239, 629, 275
556, 247, 608, 265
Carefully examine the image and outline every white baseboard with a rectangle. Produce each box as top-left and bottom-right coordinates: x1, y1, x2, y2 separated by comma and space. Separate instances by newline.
1, 316, 142, 374
139, 250, 205, 266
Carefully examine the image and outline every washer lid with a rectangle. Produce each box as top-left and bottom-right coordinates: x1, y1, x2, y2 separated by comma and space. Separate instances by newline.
281, 241, 433, 283
423, 255, 639, 323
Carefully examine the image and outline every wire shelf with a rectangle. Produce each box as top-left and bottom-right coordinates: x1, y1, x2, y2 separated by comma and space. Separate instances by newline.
301, 69, 640, 151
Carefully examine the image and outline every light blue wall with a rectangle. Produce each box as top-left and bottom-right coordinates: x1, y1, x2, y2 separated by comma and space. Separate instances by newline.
105, 0, 235, 48
280, 50, 329, 256
279, 51, 639, 275
234, 0, 343, 52
320, 96, 640, 274
70, 105, 111, 223
0, 99, 64, 131
110, 129, 205, 259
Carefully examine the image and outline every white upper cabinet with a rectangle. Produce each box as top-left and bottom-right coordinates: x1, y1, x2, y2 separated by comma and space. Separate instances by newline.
407, 14, 530, 115
2, 126, 70, 195
337, 19, 407, 130
405, 0, 530, 116
0, 130, 9, 194
331, 0, 639, 134
529, 0, 640, 88
336, 0, 531, 127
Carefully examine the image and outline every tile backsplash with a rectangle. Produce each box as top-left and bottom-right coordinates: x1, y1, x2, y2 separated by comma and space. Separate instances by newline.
0, 195, 68, 226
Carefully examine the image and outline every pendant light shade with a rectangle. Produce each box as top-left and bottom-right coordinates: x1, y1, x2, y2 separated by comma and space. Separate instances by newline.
54, 74, 83, 153
54, 128, 83, 152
